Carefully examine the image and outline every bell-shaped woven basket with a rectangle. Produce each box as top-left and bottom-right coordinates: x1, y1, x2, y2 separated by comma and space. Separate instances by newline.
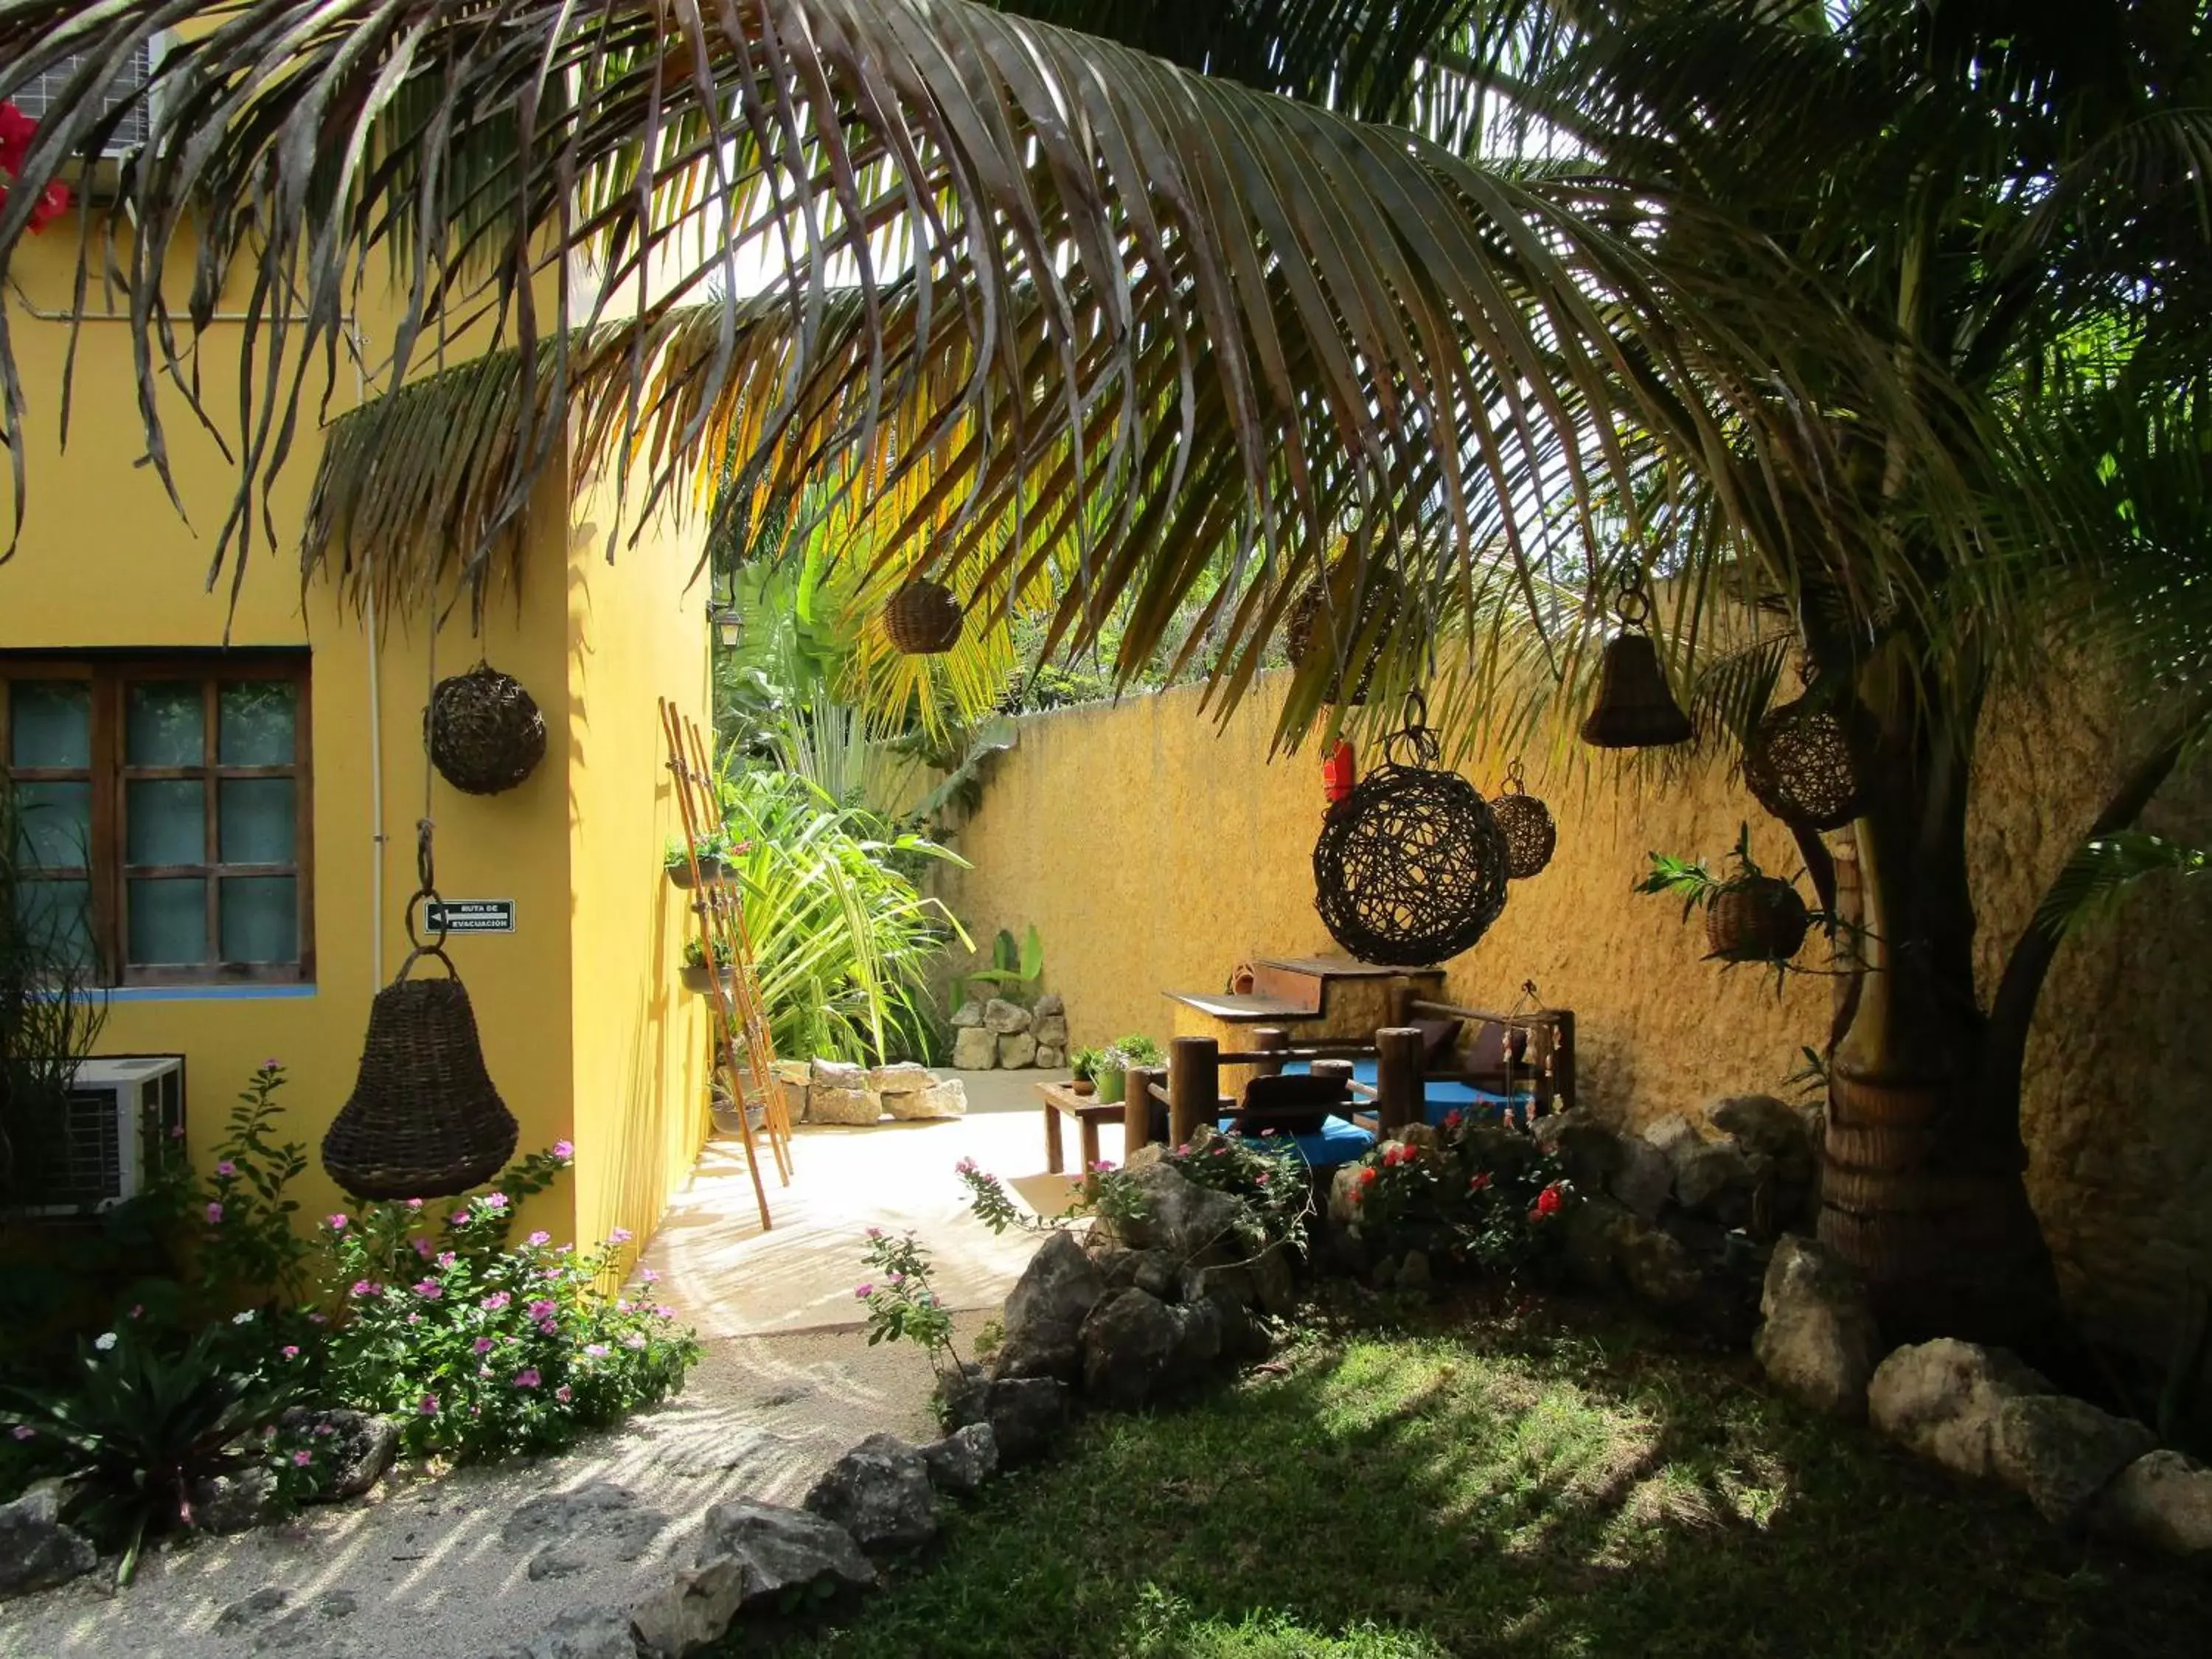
323, 949, 519, 1200
426, 663, 546, 796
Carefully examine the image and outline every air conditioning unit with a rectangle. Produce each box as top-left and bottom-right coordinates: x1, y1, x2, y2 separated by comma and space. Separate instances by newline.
9, 35, 173, 199
26, 1055, 185, 1217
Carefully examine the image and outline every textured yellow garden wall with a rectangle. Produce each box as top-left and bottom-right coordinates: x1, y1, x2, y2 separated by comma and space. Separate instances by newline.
938, 672, 2212, 1368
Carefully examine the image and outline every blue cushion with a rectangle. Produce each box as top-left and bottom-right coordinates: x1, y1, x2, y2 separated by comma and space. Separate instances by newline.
1218, 1113, 1376, 1170
1280, 1058, 1535, 1128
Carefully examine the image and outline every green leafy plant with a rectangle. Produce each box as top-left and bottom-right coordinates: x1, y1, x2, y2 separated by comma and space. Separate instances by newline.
1155, 1131, 1312, 1258
682, 936, 735, 970
664, 832, 728, 872
0, 1318, 303, 1585
964, 925, 1044, 1005
1342, 1117, 1577, 1283
196, 1062, 313, 1309
1069, 1046, 1105, 1085
852, 1228, 963, 1380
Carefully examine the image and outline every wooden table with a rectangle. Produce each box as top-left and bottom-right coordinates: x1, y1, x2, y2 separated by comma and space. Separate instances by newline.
1035, 1079, 1126, 1175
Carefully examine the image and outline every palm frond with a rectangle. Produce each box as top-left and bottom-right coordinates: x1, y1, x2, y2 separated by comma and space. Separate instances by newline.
2035, 831, 2212, 942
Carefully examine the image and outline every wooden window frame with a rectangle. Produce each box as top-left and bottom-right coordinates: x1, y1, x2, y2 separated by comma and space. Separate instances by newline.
1, 653, 314, 987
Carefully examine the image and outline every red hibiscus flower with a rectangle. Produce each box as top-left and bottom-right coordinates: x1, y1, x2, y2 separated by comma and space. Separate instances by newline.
0, 101, 72, 234
1470, 1171, 1492, 1192
1534, 1183, 1564, 1218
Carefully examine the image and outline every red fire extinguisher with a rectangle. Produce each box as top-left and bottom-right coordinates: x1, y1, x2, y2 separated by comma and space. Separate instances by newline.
1322, 739, 1356, 807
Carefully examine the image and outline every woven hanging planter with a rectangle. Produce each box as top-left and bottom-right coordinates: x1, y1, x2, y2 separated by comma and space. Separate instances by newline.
1285, 564, 1403, 706
1312, 693, 1511, 966
1742, 689, 1870, 831
1580, 580, 1692, 748
1488, 760, 1557, 880
426, 663, 546, 796
883, 577, 964, 655
1705, 877, 1812, 964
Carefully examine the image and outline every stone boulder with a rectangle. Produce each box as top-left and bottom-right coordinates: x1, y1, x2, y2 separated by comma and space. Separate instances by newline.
997, 1032, 1040, 1070
1867, 1339, 2056, 1480
868, 1062, 936, 1096
1615, 1218, 1706, 1310
811, 1058, 865, 1089
1180, 1265, 1269, 1362
919, 1423, 998, 1496
996, 1231, 1107, 1381
279, 1406, 398, 1500
951, 1026, 999, 1070
1531, 1110, 1624, 1192
0, 1483, 97, 1599
1327, 1161, 1368, 1226
950, 1001, 986, 1028
1641, 1113, 1700, 1156
504, 1604, 640, 1659
189, 1463, 279, 1534
1669, 1136, 1756, 1222
936, 1366, 1070, 1465
2097, 1450, 2212, 1557
803, 1433, 939, 1551
1989, 1394, 2155, 1526
1099, 1247, 1183, 1301
1101, 1163, 1247, 1260
806, 1086, 882, 1127
1079, 1287, 1205, 1409
983, 998, 1032, 1034
632, 1499, 874, 1656
1607, 1135, 1673, 1222
885, 1079, 967, 1121
1034, 1045, 1067, 1069
773, 1059, 813, 1085
1034, 992, 1065, 1018
1753, 1237, 1880, 1418
1033, 1014, 1071, 1049
1706, 1093, 1817, 1172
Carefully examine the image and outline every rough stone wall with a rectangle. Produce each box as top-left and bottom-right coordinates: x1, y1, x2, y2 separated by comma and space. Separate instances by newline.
934, 670, 2212, 1371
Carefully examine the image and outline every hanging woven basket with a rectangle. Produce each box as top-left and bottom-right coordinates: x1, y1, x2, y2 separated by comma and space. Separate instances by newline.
1705, 877, 1812, 964
1312, 693, 1511, 966
426, 663, 546, 796
1285, 563, 1403, 706
1742, 689, 1869, 831
1487, 760, 1557, 880
883, 577, 964, 655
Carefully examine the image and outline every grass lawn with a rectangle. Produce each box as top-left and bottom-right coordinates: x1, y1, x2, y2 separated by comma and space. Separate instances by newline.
746, 1291, 2211, 1658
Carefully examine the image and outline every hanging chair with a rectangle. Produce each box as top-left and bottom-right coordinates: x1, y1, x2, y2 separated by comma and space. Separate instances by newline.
323, 830, 518, 1199
1742, 687, 1870, 831
1312, 692, 1511, 967
1580, 580, 1693, 748
1488, 760, 1558, 880
426, 663, 546, 796
883, 577, 964, 655
1285, 563, 1403, 706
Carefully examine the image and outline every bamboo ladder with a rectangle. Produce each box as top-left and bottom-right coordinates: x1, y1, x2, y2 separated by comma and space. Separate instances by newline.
658, 699, 793, 1232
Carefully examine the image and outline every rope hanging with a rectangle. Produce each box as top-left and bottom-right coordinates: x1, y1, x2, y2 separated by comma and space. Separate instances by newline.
1312, 692, 1511, 967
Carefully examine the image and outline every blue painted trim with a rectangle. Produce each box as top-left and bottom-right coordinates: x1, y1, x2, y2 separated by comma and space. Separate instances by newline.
89, 984, 318, 1004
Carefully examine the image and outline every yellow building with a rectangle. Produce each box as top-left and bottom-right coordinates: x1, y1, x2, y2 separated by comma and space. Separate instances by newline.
0, 220, 715, 1259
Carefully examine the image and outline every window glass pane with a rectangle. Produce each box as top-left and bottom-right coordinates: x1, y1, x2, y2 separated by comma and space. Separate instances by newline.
128, 877, 208, 964
11, 780, 91, 868
219, 681, 296, 766
125, 682, 204, 767
7, 681, 90, 768
218, 778, 293, 864
126, 779, 205, 866
220, 876, 297, 964
15, 878, 93, 967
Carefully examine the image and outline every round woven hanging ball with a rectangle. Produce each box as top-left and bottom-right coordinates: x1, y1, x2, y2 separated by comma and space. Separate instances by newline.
1488, 789, 1557, 880
1705, 878, 1812, 964
1286, 567, 1402, 705
1313, 762, 1512, 967
425, 664, 547, 796
883, 578, 964, 655
1742, 695, 1867, 831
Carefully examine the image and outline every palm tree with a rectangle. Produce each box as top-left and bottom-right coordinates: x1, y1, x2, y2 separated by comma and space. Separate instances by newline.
1, 1, 2200, 1348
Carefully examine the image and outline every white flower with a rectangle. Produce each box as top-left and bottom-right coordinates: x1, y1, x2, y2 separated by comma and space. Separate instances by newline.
232, 1310, 254, 1324
94, 1332, 116, 1351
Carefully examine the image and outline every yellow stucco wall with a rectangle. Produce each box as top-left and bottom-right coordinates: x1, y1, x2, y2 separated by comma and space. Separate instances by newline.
0, 231, 709, 1253
938, 671, 2212, 1368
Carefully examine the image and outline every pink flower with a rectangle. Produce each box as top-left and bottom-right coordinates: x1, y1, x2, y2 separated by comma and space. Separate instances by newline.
349, 1280, 381, 1299
480, 1292, 511, 1312
526, 1231, 552, 1248
552, 1140, 575, 1162
307, 1312, 328, 1326
954, 1157, 978, 1175
473, 1336, 494, 1354
554, 1385, 573, 1403
413, 1237, 434, 1259
608, 1227, 633, 1245
1091, 1159, 1115, 1173
639, 1267, 661, 1284
653, 1305, 675, 1319
412, 1280, 443, 1300
10, 1425, 34, 1441
512, 1368, 540, 1389
418, 1394, 439, 1415
215, 1160, 237, 1178
292, 1450, 313, 1467
325, 1213, 348, 1231
865, 1226, 883, 1240
281, 1345, 300, 1360
855, 1283, 874, 1299
170, 1124, 186, 1139
1254, 1172, 1270, 1185
622, 1332, 647, 1350
616, 1300, 631, 1312
406, 1198, 424, 1211
527, 1299, 557, 1321
406, 1312, 422, 1326
437, 1251, 456, 1269
538, 1319, 557, 1337
481, 1192, 509, 1212
205, 1202, 224, 1225
583, 1343, 610, 1359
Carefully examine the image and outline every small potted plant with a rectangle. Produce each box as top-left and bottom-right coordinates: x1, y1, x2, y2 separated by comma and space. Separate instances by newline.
679, 936, 734, 993
1091, 1034, 1164, 1105
665, 833, 728, 890
1068, 1046, 1102, 1097
1635, 822, 1818, 981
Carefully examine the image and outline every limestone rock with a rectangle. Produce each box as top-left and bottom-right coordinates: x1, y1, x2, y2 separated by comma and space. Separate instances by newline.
1607, 1135, 1674, 1222
1033, 1014, 1071, 1048
1328, 1161, 1368, 1226
631, 1562, 742, 1659
803, 1433, 939, 1551
1705, 1093, 1817, 1169
1868, 1339, 2056, 1480
502, 1483, 666, 1563
1101, 1247, 1183, 1301
0, 1483, 97, 1599
996, 1230, 1107, 1381
1753, 1237, 1880, 1418
1641, 1113, 1700, 1156
1560, 1193, 1633, 1293
807, 1085, 883, 1126
936, 1365, 1070, 1464
1397, 1249, 1433, 1293
1101, 1163, 1246, 1259
1670, 1137, 1756, 1222
867, 1062, 936, 1096
810, 1058, 865, 1089
997, 1032, 1040, 1070
919, 1423, 998, 1496
279, 1407, 398, 1500
983, 998, 1032, 1034
951, 1026, 999, 1070
189, 1464, 279, 1534
507, 1604, 639, 1659
1124, 1142, 1169, 1174
1248, 1242, 1296, 1315
773, 1059, 812, 1085
950, 1001, 986, 1028
2096, 1450, 2212, 1557
1179, 1265, 1270, 1361
1989, 1394, 2154, 1526
886, 1079, 967, 1121
1080, 1287, 1214, 1408
1034, 992, 1065, 1018
1616, 1220, 1705, 1310
1034, 1045, 1067, 1070
697, 1498, 876, 1606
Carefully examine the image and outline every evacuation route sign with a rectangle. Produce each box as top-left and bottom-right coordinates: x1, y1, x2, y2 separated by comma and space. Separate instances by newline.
422, 899, 516, 935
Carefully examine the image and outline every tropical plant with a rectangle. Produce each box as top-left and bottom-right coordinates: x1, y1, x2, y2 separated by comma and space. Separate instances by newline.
681, 936, 734, 972
195, 1062, 315, 1310
664, 832, 727, 873
852, 1228, 963, 1381
719, 764, 968, 1065
964, 925, 1044, 1006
